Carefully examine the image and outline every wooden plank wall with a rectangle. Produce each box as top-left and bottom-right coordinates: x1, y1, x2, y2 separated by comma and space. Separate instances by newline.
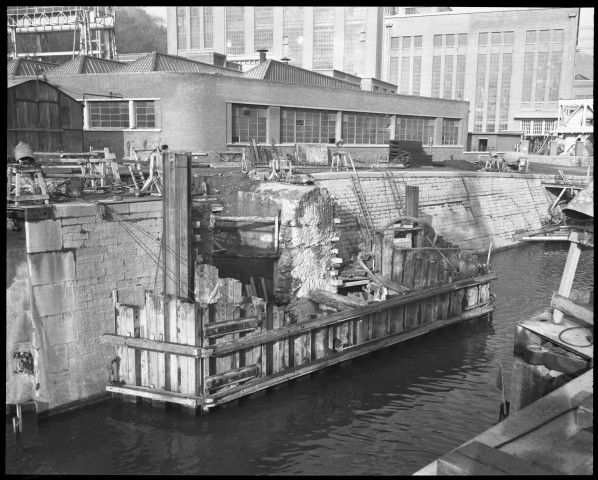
376, 231, 487, 331
111, 254, 494, 408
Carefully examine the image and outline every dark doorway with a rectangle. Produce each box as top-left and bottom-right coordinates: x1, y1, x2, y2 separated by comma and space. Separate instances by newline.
478, 138, 488, 151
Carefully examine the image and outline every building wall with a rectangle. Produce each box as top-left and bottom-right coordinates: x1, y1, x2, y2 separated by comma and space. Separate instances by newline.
382, 8, 580, 134
8, 200, 163, 413
46, 72, 469, 160
7, 80, 84, 156
313, 171, 554, 260
167, 7, 384, 78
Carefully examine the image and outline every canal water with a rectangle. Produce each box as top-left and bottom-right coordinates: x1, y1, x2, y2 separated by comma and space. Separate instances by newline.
5, 243, 594, 475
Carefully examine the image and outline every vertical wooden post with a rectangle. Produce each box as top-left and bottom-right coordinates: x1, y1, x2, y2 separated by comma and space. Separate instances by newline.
405, 185, 419, 218
162, 151, 192, 394
553, 232, 582, 324
162, 151, 192, 300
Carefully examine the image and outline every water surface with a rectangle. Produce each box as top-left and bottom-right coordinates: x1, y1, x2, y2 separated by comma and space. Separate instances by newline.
5, 242, 594, 475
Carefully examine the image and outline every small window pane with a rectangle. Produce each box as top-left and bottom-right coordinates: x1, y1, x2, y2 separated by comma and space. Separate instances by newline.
478, 32, 488, 46
503, 31, 514, 45
434, 34, 443, 47
526, 30, 536, 44
414, 35, 422, 48
445, 34, 454, 46
539, 30, 550, 43
552, 29, 563, 43
491, 32, 501, 45
89, 101, 129, 128
135, 101, 156, 128
458, 33, 467, 46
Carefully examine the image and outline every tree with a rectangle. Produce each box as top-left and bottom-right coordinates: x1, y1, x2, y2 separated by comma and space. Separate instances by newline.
114, 7, 167, 54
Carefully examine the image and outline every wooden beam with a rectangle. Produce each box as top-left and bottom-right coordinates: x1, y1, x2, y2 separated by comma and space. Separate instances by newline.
551, 293, 593, 325
357, 257, 411, 294
553, 232, 582, 324
306, 289, 368, 311
106, 384, 205, 408
205, 364, 260, 390
100, 333, 203, 357
162, 151, 192, 301
213, 250, 280, 259
204, 317, 261, 337
215, 216, 276, 224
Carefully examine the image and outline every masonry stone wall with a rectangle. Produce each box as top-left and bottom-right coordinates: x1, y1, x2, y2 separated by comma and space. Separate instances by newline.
313, 171, 555, 259
238, 184, 336, 306
12, 199, 163, 413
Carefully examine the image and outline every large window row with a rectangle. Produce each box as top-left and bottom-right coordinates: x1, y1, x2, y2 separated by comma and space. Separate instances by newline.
231, 105, 461, 146
342, 112, 391, 145
231, 104, 268, 143
396, 115, 435, 144
520, 119, 556, 136
281, 108, 336, 144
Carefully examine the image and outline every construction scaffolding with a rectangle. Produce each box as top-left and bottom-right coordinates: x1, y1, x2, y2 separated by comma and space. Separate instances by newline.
7, 6, 117, 61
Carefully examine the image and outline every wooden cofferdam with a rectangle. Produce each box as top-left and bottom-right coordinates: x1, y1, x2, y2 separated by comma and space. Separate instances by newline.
100, 152, 496, 413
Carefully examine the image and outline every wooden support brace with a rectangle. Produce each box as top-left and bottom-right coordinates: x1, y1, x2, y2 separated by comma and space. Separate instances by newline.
551, 293, 593, 325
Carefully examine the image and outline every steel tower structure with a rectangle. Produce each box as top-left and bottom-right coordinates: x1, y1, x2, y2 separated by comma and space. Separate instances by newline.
7, 6, 117, 60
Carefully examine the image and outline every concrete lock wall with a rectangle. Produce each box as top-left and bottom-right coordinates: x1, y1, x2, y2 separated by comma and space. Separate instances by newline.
312, 171, 553, 258
8, 199, 163, 413
7, 173, 559, 413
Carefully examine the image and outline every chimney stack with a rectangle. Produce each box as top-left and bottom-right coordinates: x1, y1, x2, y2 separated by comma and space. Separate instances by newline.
257, 49, 268, 63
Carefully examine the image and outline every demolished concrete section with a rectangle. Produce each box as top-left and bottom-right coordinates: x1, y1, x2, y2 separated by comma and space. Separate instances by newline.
237, 183, 337, 308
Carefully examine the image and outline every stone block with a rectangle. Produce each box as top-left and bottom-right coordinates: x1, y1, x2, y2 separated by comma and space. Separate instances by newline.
25, 219, 63, 253
127, 200, 162, 213
29, 251, 76, 286
54, 203, 100, 219
40, 312, 79, 346
32, 282, 76, 317
45, 344, 69, 374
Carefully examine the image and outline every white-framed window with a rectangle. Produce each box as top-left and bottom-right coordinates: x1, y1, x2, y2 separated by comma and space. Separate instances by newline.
521, 120, 531, 135
342, 111, 391, 144
442, 118, 460, 145
395, 115, 435, 144
231, 104, 268, 143
86, 100, 158, 129
281, 108, 336, 144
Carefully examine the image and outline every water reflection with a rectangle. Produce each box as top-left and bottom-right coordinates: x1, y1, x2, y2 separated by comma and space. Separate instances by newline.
5, 243, 594, 475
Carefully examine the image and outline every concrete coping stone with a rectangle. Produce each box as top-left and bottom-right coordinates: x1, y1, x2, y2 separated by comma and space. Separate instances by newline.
310, 171, 547, 180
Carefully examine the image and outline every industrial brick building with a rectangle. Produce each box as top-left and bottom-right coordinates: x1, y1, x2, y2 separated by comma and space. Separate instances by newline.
165, 7, 589, 153
24, 52, 468, 162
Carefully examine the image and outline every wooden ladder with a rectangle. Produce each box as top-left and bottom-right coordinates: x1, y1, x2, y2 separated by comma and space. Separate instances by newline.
128, 164, 146, 193
351, 174, 375, 240
384, 171, 403, 215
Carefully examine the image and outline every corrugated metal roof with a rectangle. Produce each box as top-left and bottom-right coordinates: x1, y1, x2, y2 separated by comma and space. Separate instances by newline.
46, 56, 85, 75
243, 60, 272, 79
83, 56, 125, 74
243, 60, 360, 90
7, 58, 58, 77
46, 55, 125, 75
111, 52, 243, 76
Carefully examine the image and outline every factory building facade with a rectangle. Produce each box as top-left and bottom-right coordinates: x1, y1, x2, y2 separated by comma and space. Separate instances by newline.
24, 52, 468, 162
381, 7, 581, 152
